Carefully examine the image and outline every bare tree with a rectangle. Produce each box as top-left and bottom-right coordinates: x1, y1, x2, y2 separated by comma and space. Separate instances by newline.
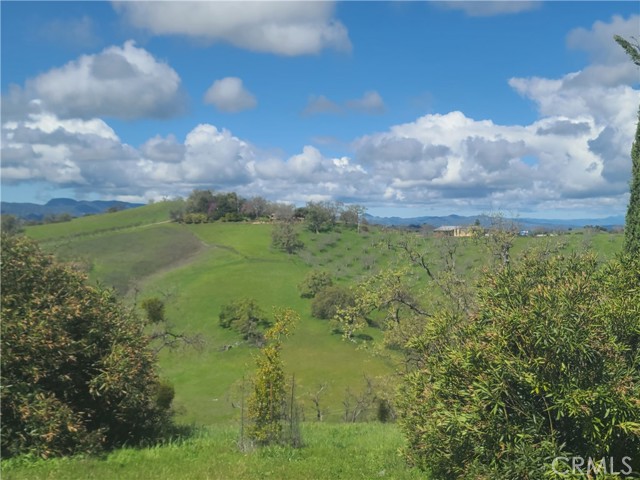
310, 383, 328, 422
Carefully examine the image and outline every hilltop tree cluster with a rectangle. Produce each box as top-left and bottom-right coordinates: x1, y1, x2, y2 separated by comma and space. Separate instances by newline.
169, 189, 305, 224
170, 190, 366, 232
170, 190, 269, 223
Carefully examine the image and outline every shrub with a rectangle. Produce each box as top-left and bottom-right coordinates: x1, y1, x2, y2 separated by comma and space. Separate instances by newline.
298, 270, 333, 298
1, 215, 23, 235
1, 235, 172, 458
311, 285, 355, 320
183, 213, 208, 224
397, 251, 640, 479
221, 212, 244, 222
247, 308, 300, 446
154, 380, 175, 410
141, 297, 165, 324
219, 298, 270, 346
271, 222, 303, 254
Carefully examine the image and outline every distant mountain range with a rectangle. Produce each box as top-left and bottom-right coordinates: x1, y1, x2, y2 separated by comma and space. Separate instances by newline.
365, 213, 626, 230
1, 198, 144, 221
1, 197, 625, 230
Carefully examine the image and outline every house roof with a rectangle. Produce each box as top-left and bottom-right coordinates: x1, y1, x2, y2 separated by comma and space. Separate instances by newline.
434, 225, 461, 231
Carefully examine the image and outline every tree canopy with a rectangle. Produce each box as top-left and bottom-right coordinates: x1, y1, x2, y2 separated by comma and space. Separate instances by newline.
1, 235, 172, 458
397, 251, 640, 478
615, 35, 640, 256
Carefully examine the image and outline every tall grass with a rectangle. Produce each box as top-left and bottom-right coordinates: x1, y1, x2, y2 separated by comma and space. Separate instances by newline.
1, 423, 425, 480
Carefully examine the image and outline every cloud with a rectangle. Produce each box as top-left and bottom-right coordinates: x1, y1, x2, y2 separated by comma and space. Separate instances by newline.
13, 41, 185, 120
536, 120, 592, 136
1, 111, 132, 188
346, 91, 385, 114
1, 107, 369, 204
113, 1, 351, 56
204, 77, 257, 113
2, 92, 634, 215
352, 95, 633, 214
303, 90, 385, 116
567, 15, 639, 65
3, 15, 636, 215
506, 15, 639, 209
435, 1, 541, 17
180, 124, 255, 185
565, 15, 640, 87
303, 95, 343, 116
141, 135, 185, 164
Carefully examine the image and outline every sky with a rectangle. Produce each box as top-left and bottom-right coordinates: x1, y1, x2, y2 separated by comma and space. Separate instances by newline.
1, 1, 639, 219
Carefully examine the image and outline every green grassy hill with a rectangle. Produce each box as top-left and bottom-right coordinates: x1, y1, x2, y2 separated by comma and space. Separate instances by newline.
10, 205, 624, 478
23, 205, 625, 428
24, 206, 399, 426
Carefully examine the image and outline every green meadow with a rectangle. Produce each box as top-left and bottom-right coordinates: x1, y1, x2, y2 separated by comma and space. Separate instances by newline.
6, 203, 624, 478
1, 423, 423, 480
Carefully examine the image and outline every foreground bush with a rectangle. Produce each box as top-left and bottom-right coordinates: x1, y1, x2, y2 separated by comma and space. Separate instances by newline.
248, 308, 301, 447
1, 235, 173, 458
398, 252, 640, 479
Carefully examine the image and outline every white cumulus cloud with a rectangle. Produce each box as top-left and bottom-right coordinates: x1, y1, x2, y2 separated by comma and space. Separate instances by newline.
113, 1, 351, 56
20, 40, 185, 120
204, 77, 257, 113
3, 15, 637, 215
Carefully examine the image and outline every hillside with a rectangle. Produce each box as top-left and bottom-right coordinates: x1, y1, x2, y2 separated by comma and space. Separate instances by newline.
23, 204, 624, 428
24, 205, 400, 426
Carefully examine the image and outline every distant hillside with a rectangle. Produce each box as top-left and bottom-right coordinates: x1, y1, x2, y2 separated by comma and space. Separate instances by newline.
365, 213, 625, 230
1, 198, 144, 220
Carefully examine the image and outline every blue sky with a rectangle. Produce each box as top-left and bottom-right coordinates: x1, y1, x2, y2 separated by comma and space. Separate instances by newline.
1, 1, 638, 218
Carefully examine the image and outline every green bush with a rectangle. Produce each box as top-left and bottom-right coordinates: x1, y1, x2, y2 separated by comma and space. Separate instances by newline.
154, 380, 175, 411
1, 235, 173, 458
397, 252, 640, 479
219, 298, 270, 346
271, 222, 303, 254
1, 214, 24, 235
221, 212, 244, 222
183, 213, 208, 224
247, 308, 300, 447
311, 285, 355, 320
298, 270, 333, 298
141, 297, 165, 324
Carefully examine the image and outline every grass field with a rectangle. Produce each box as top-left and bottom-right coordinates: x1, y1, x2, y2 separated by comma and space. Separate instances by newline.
0, 423, 425, 480
144, 222, 396, 425
26, 201, 179, 243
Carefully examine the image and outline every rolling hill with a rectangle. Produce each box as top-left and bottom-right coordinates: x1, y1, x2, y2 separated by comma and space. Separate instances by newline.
21, 203, 624, 427
23, 203, 400, 426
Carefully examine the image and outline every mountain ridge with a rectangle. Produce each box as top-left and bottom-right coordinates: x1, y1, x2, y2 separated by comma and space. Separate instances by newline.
1, 198, 144, 220
365, 213, 625, 230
